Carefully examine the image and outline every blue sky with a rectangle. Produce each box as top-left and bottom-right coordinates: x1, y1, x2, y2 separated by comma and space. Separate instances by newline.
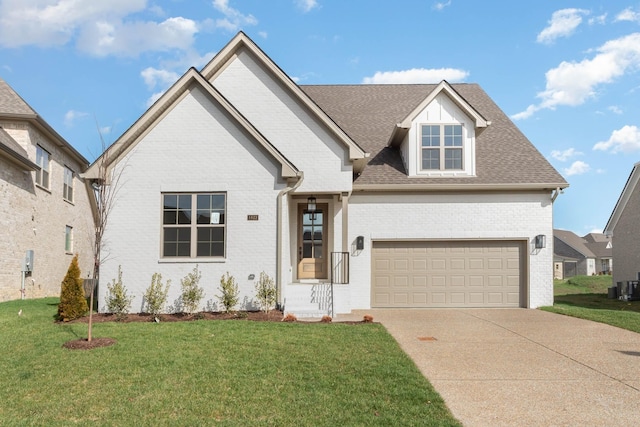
1, 1, 639, 236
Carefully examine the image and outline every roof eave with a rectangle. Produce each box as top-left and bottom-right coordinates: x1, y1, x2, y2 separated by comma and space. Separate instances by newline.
0, 143, 39, 171
353, 182, 570, 192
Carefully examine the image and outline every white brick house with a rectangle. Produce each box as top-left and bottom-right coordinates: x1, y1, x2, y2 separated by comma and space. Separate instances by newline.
0, 78, 94, 301
85, 33, 567, 315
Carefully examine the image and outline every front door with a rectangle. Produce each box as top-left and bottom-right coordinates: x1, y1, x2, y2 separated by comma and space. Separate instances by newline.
297, 203, 327, 279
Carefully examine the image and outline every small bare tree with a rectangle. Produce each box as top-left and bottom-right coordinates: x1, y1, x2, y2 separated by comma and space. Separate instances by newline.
85, 126, 126, 341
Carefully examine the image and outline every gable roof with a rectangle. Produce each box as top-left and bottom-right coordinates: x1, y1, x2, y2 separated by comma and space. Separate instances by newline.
554, 229, 595, 259
604, 161, 640, 235
301, 84, 568, 191
0, 127, 38, 170
0, 77, 88, 168
84, 67, 299, 181
554, 229, 612, 260
387, 80, 489, 147
200, 32, 368, 165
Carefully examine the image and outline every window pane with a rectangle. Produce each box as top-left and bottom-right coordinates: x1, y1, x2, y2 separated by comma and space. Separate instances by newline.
445, 148, 462, 169
163, 211, 177, 225
196, 226, 224, 257
164, 195, 177, 209
444, 125, 463, 147
177, 209, 191, 224
178, 195, 191, 209
163, 227, 191, 257
422, 148, 440, 170
421, 125, 440, 147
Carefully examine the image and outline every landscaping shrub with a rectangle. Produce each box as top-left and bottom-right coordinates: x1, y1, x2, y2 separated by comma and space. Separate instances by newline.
144, 273, 170, 317
58, 254, 88, 321
217, 272, 239, 313
180, 265, 204, 315
105, 265, 132, 320
254, 271, 276, 313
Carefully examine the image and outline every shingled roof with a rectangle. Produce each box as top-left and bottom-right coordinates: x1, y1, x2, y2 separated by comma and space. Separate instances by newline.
300, 84, 567, 189
0, 77, 36, 116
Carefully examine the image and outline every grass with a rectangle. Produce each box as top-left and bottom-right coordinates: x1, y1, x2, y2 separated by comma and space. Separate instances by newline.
542, 275, 640, 333
0, 298, 460, 427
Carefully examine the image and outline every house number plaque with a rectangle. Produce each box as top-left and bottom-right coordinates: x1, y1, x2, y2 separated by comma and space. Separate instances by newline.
247, 215, 259, 221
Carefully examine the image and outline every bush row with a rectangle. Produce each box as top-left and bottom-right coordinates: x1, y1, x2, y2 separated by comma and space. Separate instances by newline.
105, 265, 277, 320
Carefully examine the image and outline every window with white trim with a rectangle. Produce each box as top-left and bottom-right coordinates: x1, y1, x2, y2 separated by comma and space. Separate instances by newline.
36, 145, 50, 188
162, 193, 226, 258
65, 225, 73, 253
421, 124, 463, 171
63, 166, 74, 202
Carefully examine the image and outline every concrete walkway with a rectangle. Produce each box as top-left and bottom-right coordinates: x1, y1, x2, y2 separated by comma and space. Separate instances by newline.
337, 309, 640, 426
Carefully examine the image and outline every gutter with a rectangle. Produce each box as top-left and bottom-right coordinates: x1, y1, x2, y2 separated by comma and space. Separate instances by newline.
353, 182, 570, 192
275, 171, 304, 310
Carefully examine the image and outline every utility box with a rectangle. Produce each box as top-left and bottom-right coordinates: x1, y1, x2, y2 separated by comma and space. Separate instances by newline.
618, 280, 640, 301
22, 250, 34, 274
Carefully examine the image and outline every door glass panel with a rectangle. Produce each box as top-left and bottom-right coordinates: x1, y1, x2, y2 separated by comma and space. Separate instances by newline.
302, 209, 323, 259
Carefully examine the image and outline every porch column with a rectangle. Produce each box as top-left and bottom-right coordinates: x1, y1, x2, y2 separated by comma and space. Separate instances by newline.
341, 192, 349, 252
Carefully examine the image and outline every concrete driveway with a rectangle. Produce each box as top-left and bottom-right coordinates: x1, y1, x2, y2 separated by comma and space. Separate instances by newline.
338, 309, 640, 426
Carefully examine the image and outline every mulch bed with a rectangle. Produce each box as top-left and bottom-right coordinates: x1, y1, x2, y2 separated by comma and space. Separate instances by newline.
61, 311, 373, 350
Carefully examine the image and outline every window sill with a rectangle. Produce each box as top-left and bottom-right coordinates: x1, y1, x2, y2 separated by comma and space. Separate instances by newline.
158, 258, 227, 264
35, 183, 51, 193
63, 198, 75, 206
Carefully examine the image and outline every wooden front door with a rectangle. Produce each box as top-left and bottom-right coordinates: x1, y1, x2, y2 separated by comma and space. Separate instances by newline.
297, 203, 327, 279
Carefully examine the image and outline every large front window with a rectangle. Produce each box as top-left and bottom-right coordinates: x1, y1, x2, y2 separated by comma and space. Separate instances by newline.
162, 193, 226, 258
421, 124, 463, 170
36, 145, 50, 188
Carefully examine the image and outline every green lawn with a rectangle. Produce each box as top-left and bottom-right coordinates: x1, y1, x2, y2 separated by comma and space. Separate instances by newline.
0, 298, 460, 426
542, 275, 640, 333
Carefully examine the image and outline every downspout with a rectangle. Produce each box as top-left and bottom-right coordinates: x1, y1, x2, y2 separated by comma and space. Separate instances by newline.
276, 171, 304, 310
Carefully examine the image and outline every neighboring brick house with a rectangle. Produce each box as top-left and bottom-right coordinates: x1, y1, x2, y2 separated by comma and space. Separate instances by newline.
85, 32, 567, 316
0, 78, 94, 302
553, 229, 612, 279
605, 162, 640, 285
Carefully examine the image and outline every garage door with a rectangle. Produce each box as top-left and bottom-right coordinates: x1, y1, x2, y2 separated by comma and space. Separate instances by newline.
372, 240, 524, 308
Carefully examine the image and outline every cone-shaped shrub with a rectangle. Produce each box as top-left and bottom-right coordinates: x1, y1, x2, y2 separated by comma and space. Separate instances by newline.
58, 254, 88, 321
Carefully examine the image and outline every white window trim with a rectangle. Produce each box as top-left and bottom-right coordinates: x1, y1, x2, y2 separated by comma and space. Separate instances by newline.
65, 225, 73, 254
160, 192, 227, 260
414, 122, 476, 178
63, 166, 74, 203
35, 145, 51, 189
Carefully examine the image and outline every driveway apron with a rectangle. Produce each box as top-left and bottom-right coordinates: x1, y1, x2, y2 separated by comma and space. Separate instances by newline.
339, 309, 640, 426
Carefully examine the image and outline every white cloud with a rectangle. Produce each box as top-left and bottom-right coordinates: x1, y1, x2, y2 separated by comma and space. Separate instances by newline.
537, 8, 590, 44
615, 7, 640, 23
295, 0, 318, 13
146, 91, 165, 108
64, 109, 89, 127
588, 13, 607, 25
608, 105, 623, 114
78, 16, 199, 57
513, 33, 640, 120
362, 68, 469, 84
564, 160, 590, 176
0, 0, 146, 48
212, 0, 257, 31
140, 67, 180, 90
550, 148, 582, 162
0, 0, 201, 57
593, 125, 640, 153
433, 0, 451, 11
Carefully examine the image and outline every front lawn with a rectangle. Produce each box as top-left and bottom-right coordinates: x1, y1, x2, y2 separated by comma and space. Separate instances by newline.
542, 275, 640, 333
0, 298, 460, 426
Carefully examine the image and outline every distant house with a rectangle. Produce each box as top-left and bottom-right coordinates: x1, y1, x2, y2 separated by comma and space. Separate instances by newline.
553, 229, 612, 279
604, 162, 640, 285
85, 32, 567, 316
0, 78, 94, 301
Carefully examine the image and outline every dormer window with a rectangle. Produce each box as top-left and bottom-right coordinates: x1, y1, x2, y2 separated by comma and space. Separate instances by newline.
421, 124, 463, 171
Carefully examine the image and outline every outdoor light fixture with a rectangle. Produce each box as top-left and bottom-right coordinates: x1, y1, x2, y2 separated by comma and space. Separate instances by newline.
307, 196, 317, 213
534, 234, 546, 249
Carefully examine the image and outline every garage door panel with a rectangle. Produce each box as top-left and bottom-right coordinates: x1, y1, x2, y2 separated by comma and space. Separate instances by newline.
372, 240, 523, 308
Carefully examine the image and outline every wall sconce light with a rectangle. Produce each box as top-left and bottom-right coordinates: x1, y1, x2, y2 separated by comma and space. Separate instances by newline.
534, 234, 546, 249
307, 196, 316, 213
